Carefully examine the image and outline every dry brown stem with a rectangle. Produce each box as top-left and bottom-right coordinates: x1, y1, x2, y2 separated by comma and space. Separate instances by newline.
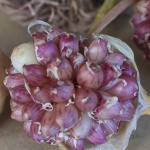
86, 0, 138, 37
0, 0, 103, 33
0, 50, 10, 113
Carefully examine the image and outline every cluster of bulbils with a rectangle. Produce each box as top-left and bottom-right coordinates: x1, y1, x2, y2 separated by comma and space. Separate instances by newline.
131, 0, 150, 60
4, 26, 138, 150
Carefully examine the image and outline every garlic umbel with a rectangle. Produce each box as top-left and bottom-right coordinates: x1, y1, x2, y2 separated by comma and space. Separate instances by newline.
4, 21, 149, 150
131, 0, 150, 60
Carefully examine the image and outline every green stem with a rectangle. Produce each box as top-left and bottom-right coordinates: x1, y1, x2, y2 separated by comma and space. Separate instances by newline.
86, 0, 138, 38
87, 0, 118, 36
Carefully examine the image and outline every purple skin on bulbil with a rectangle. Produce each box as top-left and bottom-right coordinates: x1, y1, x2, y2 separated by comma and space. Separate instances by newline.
4, 26, 139, 150
131, 0, 150, 60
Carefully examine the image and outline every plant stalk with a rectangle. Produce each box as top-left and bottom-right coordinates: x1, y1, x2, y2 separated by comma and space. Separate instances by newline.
86, 0, 138, 38
87, 0, 118, 36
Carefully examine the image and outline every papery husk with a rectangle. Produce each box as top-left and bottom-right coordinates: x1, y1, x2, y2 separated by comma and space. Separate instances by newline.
57, 35, 150, 150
